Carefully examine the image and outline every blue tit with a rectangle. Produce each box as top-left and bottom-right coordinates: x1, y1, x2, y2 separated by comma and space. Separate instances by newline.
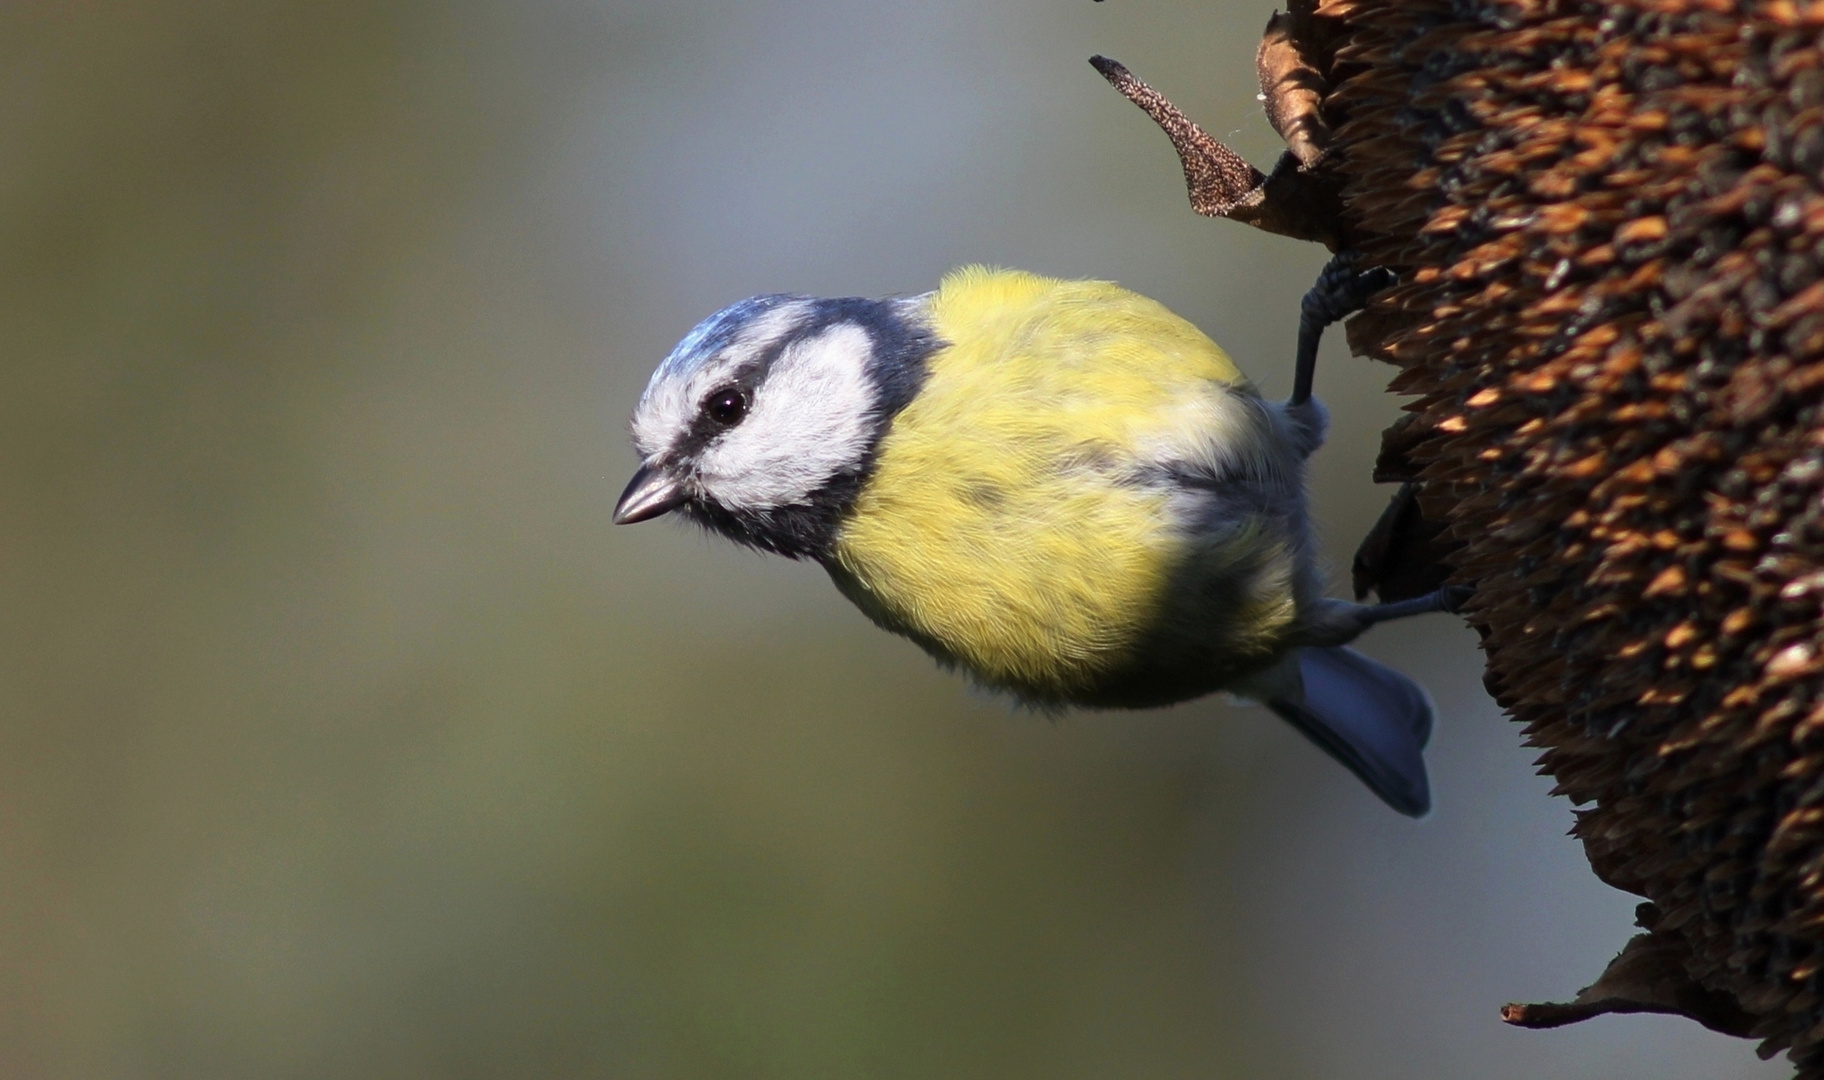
615, 262, 1453, 816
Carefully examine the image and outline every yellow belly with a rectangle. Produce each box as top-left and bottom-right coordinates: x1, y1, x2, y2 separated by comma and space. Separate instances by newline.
829, 267, 1295, 702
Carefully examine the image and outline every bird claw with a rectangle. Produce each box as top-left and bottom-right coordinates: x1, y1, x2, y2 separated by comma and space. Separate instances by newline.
1301, 251, 1396, 327
1291, 251, 1397, 406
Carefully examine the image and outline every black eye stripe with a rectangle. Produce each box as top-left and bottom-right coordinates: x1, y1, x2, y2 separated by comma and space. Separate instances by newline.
671, 364, 765, 456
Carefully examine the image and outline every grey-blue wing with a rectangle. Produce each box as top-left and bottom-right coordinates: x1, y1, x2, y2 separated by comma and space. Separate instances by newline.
1266, 645, 1433, 817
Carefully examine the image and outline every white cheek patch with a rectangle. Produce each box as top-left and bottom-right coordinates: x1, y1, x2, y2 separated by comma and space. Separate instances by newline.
696, 322, 877, 510
630, 300, 815, 458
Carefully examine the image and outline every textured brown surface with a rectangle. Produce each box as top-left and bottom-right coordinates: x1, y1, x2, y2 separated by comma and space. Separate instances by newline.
1093, 0, 1824, 1066
1259, 4, 1336, 167
1501, 905, 1757, 1035
1091, 55, 1347, 244
1310, 0, 1824, 1071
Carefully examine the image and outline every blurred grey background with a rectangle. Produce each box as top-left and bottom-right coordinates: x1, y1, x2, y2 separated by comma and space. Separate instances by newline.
0, 2, 1786, 1078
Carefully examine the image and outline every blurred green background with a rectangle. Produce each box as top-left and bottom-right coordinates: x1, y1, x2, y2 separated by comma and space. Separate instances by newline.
0, 2, 1787, 1078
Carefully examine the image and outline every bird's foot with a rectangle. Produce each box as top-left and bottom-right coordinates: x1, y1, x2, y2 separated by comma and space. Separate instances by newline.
1290, 251, 1398, 406
1300, 586, 1471, 646
1302, 251, 1397, 329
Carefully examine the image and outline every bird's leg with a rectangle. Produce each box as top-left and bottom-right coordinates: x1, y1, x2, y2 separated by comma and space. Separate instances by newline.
1354, 585, 1472, 626
1298, 586, 1471, 646
1290, 251, 1398, 407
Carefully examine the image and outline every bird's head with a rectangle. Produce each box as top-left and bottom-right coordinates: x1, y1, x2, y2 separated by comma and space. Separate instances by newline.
615, 293, 934, 558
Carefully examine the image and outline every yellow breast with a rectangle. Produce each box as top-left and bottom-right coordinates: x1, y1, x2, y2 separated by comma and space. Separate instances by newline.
830, 267, 1283, 701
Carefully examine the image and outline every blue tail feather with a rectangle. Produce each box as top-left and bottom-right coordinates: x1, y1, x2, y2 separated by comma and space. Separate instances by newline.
1266, 645, 1433, 817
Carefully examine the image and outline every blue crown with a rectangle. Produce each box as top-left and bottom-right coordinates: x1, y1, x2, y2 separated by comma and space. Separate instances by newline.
652, 294, 804, 384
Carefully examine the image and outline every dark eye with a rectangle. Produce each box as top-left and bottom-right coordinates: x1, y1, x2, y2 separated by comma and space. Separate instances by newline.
705, 387, 747, 426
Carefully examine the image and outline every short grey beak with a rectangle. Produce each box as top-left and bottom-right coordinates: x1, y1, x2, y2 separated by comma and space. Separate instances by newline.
614, 463, 688, 524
